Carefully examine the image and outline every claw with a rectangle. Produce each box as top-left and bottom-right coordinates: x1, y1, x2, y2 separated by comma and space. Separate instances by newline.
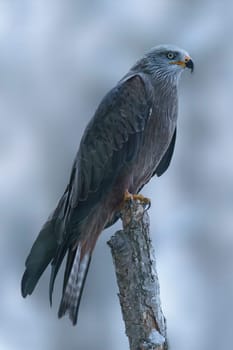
123, 190, 151, 210
123, 190, 133, 202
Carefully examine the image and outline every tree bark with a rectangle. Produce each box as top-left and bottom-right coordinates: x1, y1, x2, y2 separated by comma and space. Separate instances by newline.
107, 200, 168, 350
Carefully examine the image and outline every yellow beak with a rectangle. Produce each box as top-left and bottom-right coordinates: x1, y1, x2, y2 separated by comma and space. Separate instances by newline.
170, 55, 194, 72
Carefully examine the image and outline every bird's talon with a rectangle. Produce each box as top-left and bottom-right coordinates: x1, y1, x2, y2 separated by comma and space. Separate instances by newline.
144, 201, 151, 211
124, 190, 133, 203
123, 190, 151, 209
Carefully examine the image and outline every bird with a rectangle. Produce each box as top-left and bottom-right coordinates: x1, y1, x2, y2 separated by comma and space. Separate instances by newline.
21, 44, 194, 325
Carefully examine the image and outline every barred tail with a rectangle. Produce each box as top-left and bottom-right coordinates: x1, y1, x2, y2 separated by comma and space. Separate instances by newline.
58, 243, 92, 325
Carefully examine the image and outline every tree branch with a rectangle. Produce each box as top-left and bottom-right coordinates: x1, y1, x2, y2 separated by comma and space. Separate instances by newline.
107, 200, 168, 350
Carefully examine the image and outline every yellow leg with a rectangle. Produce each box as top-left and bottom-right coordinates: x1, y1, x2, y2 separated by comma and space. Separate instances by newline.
131, 193, 151, 206
123, 190, 133, 202
123, 190, 151, 208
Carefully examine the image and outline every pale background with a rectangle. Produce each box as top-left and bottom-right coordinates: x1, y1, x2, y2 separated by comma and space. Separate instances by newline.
0, 1, 232, 349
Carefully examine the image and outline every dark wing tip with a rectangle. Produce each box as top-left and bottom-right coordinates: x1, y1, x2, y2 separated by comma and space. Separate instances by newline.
21, 270, 32, 298
155, 128, 177, 177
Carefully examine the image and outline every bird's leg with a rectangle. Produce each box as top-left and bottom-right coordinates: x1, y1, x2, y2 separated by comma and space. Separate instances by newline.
120, 190, 151, 228
123, 190, 133, 202
123, 190, 151, 210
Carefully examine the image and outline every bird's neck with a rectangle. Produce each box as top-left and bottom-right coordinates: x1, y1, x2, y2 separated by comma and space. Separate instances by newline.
147, 73, 179, 123
131, 58, 181, 89
149, 72, 179, 107
151, 69, 181, 91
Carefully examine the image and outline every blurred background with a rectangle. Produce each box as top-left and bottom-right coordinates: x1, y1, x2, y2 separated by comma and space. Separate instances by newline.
0, 0, 232, 349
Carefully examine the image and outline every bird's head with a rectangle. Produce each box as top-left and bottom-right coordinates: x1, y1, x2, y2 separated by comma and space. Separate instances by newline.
136, 44, 194, 83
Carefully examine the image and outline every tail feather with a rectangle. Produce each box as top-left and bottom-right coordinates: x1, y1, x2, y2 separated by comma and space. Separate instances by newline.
62, 247, 76, 294
49, 240, 68, 305
58, 243, 92, 325
22, 186, 99, 326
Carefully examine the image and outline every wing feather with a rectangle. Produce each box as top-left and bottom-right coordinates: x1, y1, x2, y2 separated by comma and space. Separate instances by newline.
70, 74, 153, 206
155, 128, 177, 177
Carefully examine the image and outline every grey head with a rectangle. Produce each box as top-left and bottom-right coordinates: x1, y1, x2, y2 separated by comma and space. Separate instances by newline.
131, 44, 194, 84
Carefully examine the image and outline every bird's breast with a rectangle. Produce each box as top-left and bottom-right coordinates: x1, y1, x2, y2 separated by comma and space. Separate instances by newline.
130, 105, 177, 192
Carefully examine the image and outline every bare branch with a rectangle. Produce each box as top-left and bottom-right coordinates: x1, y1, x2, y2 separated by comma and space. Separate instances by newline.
108, 200, 167, 350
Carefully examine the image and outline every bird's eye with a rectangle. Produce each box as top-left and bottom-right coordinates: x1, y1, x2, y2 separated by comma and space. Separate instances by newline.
167, 52, 175, 60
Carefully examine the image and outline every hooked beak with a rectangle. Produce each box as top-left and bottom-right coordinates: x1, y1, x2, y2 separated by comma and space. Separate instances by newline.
185, 57, 194, 72
170, 55, 194, 72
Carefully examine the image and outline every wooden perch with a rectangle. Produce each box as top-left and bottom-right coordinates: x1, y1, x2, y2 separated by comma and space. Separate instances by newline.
107, 200, 168, 350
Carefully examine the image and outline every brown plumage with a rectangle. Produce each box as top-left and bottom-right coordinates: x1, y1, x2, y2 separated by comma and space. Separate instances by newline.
21, 44, 193, 325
